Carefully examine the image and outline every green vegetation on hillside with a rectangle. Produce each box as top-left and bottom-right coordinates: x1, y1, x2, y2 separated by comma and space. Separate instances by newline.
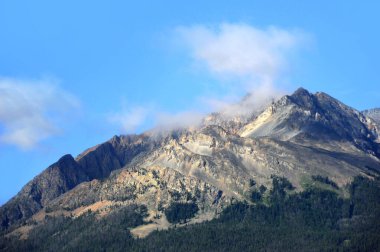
1, 175, 380, 251
311, 175, 339, 189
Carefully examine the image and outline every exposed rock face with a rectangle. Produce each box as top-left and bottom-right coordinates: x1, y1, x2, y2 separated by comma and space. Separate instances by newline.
363, 108, 380, 124
240, 88, 380, 156
47, 165, 225, 216
0, 135, 155, 228
1, 88, 380, 233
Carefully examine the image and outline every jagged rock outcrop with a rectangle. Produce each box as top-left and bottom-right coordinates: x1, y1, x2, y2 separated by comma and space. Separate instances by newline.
1, 87, 380, 235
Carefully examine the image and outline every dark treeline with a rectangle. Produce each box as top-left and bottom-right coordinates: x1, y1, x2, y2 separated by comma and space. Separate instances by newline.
164, 202, 199, 224
1, 175, 380, 251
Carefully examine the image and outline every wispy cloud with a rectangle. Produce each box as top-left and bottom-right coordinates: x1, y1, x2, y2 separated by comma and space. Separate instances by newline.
177, 23, 304, 85
177, 23, 307, 117
201, 84, 281, 118
110, 23, 307, 133
108, 105, 151, 133
155, 110, 204, 131
108, 101, 203, 134
0, 77, 80, 149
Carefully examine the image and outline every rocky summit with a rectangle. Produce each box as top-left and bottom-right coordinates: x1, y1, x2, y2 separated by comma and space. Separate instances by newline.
1, 88, 380, 240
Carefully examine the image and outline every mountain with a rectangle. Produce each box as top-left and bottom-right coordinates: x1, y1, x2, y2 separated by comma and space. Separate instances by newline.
1, 88, 380, 247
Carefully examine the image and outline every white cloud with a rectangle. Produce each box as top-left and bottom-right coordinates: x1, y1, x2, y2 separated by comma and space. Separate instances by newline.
155, 110, 204, 131
202, 84, 283, 118
0, 77, 80, 149
176, 23, 306, 117
109, 102, 204, 134
177, 23, 302, 83
108, 105, 151, 133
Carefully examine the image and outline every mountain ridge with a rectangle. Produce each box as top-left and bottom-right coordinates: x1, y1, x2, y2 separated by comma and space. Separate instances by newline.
1, 87, 380, 238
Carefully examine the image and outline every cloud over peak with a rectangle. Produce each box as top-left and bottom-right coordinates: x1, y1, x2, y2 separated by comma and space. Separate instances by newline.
174, 23, 307, 119
108, 105, 151, 133
177, 23, 303, 85
110, 23, 308, 134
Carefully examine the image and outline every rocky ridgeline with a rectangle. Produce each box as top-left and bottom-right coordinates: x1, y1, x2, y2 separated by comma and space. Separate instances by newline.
1, 88, 380, 236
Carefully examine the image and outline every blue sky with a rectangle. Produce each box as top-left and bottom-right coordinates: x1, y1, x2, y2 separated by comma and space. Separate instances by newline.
1, 1, 379, 204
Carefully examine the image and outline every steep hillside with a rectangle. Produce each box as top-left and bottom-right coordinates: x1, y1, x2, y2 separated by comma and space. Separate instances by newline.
0, 135, 155, 229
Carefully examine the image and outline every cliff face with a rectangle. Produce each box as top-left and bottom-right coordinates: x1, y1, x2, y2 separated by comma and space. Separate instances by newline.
1, 88, 380, 234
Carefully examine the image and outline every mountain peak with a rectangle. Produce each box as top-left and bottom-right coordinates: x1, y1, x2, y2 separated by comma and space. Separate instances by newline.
57, 154, 75, 165
239, 88, 380, 156
287, 87, 315, 109
292, 87, 311, 96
